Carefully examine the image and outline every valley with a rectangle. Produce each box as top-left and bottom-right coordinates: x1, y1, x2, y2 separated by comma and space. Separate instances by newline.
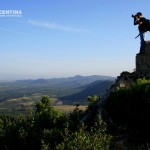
0, 75, 115, 114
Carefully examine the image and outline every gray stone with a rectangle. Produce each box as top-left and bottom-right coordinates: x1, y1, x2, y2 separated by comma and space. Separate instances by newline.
136, 40, 150, 72
144, 41, 150, 56
136, 55, 150, 72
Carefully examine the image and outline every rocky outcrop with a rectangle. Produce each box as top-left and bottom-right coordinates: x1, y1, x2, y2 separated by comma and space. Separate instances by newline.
80, 71, 150, 123
136, 41, 150, 72
81, 42, 150, 124
81, 71, 137, 123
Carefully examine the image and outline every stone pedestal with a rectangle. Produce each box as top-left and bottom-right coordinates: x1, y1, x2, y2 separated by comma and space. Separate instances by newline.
136, 41, 150, 72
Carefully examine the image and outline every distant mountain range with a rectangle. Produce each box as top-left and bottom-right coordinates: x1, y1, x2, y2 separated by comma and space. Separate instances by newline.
12, 75, 115, 87
60, 80, 114, 104
0, 75, 115, 104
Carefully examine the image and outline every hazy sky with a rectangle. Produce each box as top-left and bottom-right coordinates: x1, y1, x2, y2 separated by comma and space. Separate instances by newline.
0, 0, 150, 80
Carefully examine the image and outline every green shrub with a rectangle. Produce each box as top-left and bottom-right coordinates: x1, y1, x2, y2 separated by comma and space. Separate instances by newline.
0, 96, 112, 150
105, 78, 150, 132
56, 123, 112, 150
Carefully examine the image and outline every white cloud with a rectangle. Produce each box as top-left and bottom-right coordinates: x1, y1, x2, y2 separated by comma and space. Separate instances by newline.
0, 27, 27, 35
27, 19, 88, 33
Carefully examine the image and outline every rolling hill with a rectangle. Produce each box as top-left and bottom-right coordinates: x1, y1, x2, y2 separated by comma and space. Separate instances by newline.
0, 75, 115, 112
60, 80, 114, 104
0, 75, 115, 100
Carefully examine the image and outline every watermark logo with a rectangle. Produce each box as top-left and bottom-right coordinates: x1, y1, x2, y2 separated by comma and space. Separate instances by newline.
0, 10, 22, 17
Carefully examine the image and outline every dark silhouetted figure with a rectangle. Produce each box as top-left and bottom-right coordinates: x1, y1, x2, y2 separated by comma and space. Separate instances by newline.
133, 12, 147, 55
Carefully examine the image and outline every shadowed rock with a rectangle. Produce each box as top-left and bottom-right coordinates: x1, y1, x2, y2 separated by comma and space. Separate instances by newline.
136, 41, 150, 72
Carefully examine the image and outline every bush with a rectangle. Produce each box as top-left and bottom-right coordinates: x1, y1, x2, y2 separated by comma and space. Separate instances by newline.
105, 79, 150, 133
0, 96, 112, 150
56, 123, 112, 150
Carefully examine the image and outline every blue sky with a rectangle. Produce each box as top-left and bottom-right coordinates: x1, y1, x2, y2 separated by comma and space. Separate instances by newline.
0, 0, 150, 80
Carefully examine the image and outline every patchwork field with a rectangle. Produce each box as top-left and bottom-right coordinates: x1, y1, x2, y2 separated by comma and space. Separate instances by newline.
0, 94, 87, 114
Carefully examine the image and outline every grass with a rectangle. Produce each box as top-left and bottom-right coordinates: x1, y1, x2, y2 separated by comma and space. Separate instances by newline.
54, 105, 87, 113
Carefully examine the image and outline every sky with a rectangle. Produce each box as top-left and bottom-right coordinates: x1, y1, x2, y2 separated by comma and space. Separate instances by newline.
0, 0, 150, 80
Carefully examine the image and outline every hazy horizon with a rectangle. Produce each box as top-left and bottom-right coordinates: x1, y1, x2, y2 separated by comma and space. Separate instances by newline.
0, 73, 117, 82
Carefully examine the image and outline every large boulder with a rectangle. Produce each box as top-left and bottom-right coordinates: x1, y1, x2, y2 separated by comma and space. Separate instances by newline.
136, 41, 150, 72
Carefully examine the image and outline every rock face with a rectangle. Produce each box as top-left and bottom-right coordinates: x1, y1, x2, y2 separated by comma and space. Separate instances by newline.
136, 41, 150, 72
82, 42, 150, 123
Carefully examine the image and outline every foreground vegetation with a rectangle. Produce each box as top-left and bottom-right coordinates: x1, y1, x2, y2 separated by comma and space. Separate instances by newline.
1, 78, 150, 149
0, 96, 111, 150
104, 78, 150, 149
